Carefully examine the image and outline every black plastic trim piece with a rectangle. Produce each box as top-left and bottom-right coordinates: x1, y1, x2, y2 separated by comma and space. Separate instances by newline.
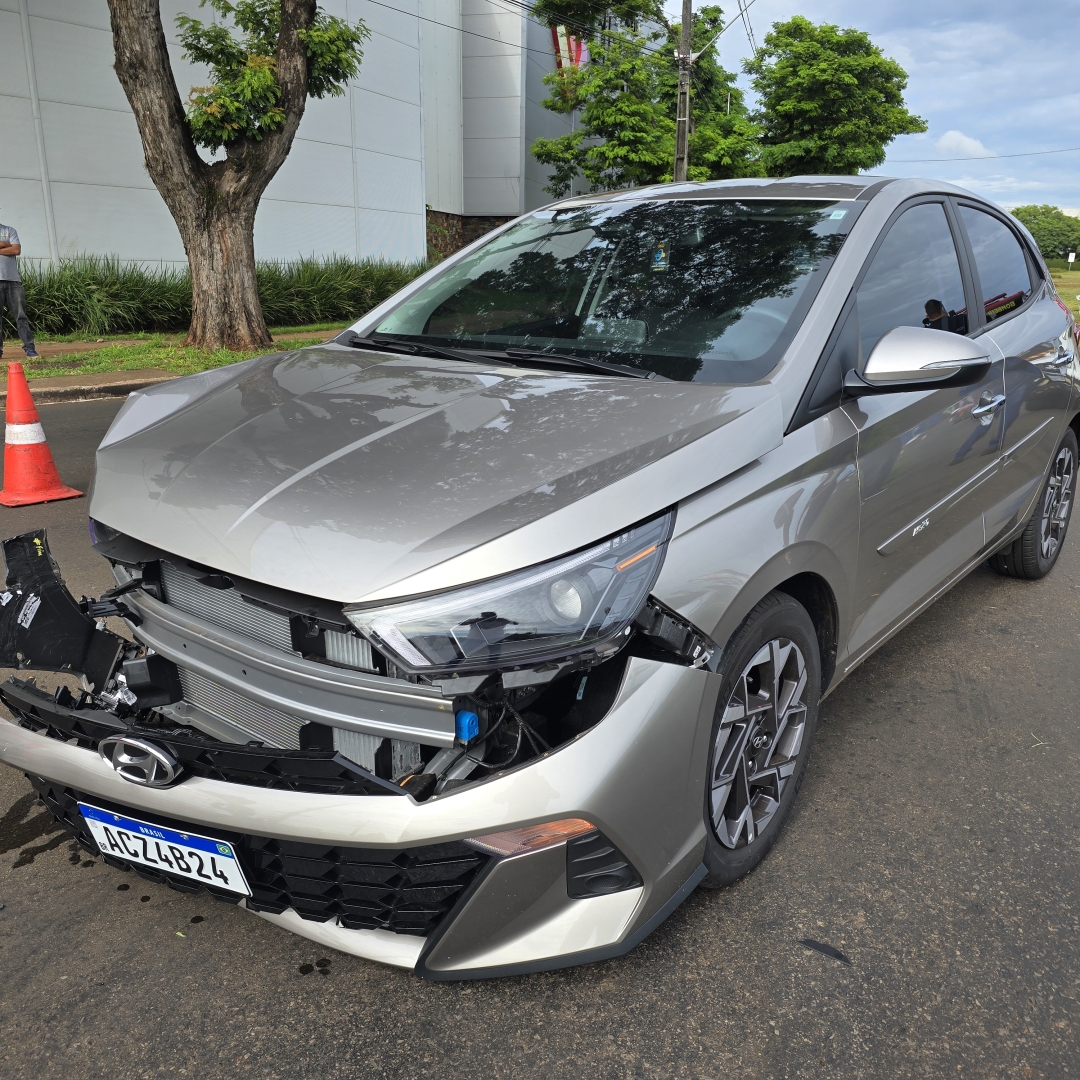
413, 862, 708, 981
0, 530, 125, 690
841, 360, 994, 396
566, 829, 643, 898
1, 677, 406, 797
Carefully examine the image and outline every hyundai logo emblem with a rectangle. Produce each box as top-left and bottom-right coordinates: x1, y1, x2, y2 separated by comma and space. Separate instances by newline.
98, 735, 181, 788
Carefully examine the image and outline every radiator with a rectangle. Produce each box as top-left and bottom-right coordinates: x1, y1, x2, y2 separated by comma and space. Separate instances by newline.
177, 667, 304, 749
161, 562, 294, 653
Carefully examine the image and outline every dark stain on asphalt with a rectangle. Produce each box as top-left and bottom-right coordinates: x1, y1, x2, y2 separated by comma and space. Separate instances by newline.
799, 939, 852, 965
116, 883, 129, 891
0, 792, 64, 856
298, 964, 315, 975
140, 895, 150, 903
190, 916, 204, 924
11, 832, 69, 868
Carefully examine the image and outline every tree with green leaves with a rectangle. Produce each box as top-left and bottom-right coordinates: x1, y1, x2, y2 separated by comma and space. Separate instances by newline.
744, 16, 925, 176
106, 1, 368, 348
532, 32, 675, 197
530, 0, 659, 37
532, 6, 759, 198
1011, 205, 1080, 260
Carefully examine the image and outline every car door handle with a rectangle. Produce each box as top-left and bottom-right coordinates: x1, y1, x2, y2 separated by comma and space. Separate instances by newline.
971, 394, 1006, 418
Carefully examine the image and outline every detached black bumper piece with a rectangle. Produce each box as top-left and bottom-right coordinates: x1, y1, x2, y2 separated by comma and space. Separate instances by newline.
28, 777, 491, 935
0, 530, 124, 690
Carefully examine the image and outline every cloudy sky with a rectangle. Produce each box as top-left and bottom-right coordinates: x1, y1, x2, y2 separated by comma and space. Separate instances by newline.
665, 0, 1080, 210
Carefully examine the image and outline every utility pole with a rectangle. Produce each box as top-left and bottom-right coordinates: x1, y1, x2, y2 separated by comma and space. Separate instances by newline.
672, 0, 692, 182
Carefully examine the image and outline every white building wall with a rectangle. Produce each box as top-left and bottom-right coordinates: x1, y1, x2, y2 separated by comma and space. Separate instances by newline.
461, 0, 526, 217
524, 17, 574, 209
461, 0, 574, 218
420, 0, 463, 215
0, 0, 427, 265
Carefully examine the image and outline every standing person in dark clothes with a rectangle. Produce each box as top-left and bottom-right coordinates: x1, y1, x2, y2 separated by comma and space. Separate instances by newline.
0, 213, 39, 359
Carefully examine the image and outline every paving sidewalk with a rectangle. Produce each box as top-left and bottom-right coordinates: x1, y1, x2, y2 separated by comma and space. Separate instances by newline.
0, 368, 176, 405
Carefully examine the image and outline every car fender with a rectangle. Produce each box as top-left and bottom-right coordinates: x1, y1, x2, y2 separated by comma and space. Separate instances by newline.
652, 409, 860, 696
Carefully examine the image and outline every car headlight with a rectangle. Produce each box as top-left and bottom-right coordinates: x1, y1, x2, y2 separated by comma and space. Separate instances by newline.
345, 510, 675, 675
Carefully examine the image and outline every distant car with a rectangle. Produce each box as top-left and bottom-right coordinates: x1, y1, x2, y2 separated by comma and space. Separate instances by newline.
0, 176, 1075, 979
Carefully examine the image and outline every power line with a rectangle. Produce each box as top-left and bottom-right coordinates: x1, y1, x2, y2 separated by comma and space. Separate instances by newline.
359, 0, 753, 69
736, 0, 757, 54
890, 145, 1080, 163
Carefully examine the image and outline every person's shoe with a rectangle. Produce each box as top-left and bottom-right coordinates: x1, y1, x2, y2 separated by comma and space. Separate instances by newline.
23, 350, 38, 359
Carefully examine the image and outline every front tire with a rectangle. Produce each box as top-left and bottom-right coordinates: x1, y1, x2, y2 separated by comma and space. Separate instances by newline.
702, 591, 821, 889
989, 426, 1076, 580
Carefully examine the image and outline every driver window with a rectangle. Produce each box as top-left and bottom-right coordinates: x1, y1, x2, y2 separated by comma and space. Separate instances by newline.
856, 202, 968, 365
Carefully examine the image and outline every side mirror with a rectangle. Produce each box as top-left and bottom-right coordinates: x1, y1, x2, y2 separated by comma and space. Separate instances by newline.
844, 325, 992, 395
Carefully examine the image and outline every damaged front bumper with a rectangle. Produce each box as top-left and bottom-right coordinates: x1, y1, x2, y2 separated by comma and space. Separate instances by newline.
0, 528, 720, 977
1, 656, 716, 977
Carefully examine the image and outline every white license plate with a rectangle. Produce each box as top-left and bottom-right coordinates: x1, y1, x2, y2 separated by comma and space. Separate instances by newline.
79, 802, 251, 896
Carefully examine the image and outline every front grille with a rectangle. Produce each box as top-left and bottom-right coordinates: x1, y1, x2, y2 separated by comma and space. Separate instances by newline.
177, 668, 304, 749
30, 778, 489, 936
161, 562, 295, 653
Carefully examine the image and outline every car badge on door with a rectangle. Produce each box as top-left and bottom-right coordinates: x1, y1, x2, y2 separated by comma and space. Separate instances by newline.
98, 735, 181, 788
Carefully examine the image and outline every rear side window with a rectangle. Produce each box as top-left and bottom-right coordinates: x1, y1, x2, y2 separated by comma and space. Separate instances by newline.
959, 206, 1033, 323
856, 202, 968, 364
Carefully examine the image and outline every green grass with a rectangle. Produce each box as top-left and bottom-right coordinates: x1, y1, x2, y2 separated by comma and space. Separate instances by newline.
17, 336, 325, 381
1050, 270, 1080, 319
30, 320, 351, 345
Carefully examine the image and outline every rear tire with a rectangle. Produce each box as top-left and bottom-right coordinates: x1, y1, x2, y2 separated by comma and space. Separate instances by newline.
702, 591, 821, 889
989, 426, 1076, 580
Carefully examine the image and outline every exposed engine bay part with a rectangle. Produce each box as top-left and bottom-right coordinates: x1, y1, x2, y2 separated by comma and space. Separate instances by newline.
631, 598, 716, 668
0, 530, 124, 691
0, 527, 717, 803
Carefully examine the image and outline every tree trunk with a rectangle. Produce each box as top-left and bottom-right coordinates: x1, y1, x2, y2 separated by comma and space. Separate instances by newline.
176, 200, 269, 350
107, 0, 317, 351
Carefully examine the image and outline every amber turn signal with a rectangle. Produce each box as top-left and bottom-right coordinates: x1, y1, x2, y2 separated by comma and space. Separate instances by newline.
464, 817, 596, 857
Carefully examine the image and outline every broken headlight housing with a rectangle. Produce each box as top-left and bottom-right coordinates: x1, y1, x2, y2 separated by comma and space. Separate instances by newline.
345, 510, 675, 675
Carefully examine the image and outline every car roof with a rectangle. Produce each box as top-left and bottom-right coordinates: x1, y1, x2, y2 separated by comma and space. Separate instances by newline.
550, 175, 893, 206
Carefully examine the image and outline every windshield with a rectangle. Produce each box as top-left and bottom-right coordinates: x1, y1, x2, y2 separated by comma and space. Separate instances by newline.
373, 199, 859, 382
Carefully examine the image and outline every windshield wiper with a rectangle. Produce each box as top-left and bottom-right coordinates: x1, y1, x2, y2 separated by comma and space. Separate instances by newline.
343, 333, 656, 379
341, 333, 497, 366
501, 348, 655, 379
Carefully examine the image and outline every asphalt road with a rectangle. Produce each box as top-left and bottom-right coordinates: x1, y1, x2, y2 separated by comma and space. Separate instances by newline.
0, 399, 1077, 1079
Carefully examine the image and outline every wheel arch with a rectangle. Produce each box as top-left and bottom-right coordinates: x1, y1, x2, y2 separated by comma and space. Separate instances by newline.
771, 572, 839, 693
707, 542, 846, 696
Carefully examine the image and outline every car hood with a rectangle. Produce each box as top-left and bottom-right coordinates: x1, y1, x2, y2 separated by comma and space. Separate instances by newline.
90, 345, 782, 602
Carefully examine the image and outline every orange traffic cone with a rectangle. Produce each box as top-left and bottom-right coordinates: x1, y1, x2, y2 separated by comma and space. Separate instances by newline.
0, 362, 82, 507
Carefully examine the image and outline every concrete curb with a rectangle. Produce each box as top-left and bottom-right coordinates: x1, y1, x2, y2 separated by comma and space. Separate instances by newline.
0, 369, 177, 406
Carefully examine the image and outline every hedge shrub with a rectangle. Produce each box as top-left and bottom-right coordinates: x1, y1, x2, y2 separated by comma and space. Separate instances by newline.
3, 254, 428, 338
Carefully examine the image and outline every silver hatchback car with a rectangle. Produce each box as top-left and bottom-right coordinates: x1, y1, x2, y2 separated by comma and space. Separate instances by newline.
1, 176, 1075, 979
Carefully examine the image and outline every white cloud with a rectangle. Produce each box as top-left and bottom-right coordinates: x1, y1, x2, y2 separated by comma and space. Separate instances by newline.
935, 130, 996, 158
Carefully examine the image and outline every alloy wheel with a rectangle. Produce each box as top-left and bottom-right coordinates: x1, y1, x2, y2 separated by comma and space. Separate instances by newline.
710, 638, 809, 849
1040, 443, 1075, 561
